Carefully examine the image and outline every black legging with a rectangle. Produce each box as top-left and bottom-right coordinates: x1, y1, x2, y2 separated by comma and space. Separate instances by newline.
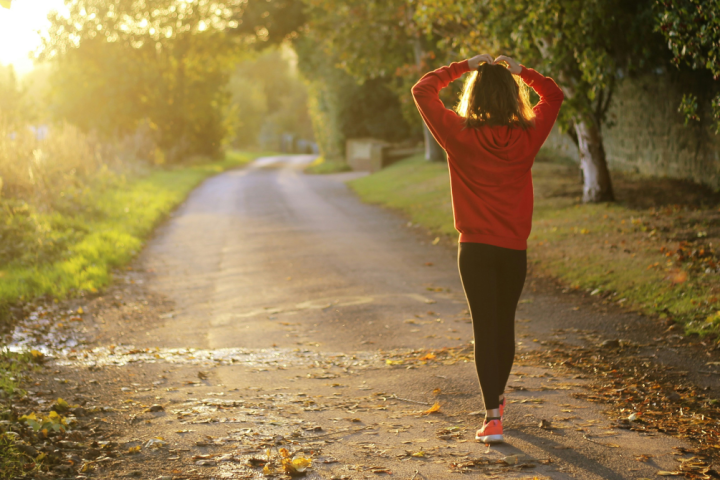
458, 242, 527, 411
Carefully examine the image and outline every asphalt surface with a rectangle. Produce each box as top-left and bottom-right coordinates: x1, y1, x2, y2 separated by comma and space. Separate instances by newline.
79, 155, 703, 479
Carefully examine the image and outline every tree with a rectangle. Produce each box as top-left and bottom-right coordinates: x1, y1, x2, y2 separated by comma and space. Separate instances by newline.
655, 0, 720, 132
293, 35, 415, 159
225, 47, 314, 149
39, 0, 240, 162
232, 0, 424, 161
302, 0, 445, 161
415, 0, 665, 202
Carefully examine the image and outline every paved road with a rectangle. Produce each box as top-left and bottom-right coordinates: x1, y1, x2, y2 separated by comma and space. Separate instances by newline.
86, 155, 694, 479
138, 154, 468, 352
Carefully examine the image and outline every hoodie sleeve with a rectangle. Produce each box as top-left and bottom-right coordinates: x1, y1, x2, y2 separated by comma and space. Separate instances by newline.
519, 66, 564, 152
411, 60, 470, 149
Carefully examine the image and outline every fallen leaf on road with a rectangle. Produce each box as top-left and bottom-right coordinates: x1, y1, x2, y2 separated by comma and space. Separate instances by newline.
422, 402, 441, 415
370, 467, 392, 474
246, 457, 268, 467
192, 454, 215, 460
144, 438, 166, 449
657, 472, 683, 476
282, 455, 312, 475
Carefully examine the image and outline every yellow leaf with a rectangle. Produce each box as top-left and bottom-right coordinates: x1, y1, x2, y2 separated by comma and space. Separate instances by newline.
279, 448, 290, 458
422, 402, 441, 415
419, 353, 436, 361
386, 359, 403, 366
0, 1, 11, 10
292, 456, 311, 473
128, 446, 141, 454
55, 398, 70, 412
432, 388, 442, 395
77, 307, 84, 314
411, 451, 425, 457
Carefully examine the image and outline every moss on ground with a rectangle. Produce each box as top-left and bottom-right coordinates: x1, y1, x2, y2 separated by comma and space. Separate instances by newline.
349, 154, 720, 339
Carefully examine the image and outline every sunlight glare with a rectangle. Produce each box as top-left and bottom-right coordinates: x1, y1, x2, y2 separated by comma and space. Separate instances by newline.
0, 0, 68, 75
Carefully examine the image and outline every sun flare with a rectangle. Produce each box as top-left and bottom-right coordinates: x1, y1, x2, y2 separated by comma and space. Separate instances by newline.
0, 0, 67, 75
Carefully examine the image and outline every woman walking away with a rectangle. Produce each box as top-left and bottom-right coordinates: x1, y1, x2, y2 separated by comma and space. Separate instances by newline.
411, 54, 563, 443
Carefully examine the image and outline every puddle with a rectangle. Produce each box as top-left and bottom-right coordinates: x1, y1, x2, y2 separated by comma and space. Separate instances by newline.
53, 344, 386, 371
5, 304, 86, 355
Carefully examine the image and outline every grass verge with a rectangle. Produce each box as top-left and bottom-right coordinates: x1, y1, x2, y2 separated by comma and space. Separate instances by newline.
0, 151, 274, 325
0, 349, 44, 479
304, 156, 352, 174
348, 153, 720, 339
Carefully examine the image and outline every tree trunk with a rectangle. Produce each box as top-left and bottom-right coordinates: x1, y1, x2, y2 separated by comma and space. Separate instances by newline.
423, 124, 445, 162
408, 9, 445, 163
574, 120, 615, 203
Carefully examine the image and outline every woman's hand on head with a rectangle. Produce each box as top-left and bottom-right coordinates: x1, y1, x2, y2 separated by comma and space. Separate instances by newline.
494, 55, 522, 75
467, 54, 494, 70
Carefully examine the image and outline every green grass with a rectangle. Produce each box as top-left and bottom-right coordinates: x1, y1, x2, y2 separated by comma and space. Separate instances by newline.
349, 154, 455, 235
349, 154, 720, 339
0, 151, 273, 324
304, 156, 352, 174
0, 349, 44, 479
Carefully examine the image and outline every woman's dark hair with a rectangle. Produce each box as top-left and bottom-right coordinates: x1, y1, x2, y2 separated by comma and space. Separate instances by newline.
455, 62, 535, 130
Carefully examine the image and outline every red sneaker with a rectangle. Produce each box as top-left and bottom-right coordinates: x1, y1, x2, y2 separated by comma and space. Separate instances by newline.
475, 418, 504, 443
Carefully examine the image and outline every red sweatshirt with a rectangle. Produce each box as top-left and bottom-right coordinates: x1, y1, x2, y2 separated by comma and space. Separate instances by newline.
411, 60, 564, 250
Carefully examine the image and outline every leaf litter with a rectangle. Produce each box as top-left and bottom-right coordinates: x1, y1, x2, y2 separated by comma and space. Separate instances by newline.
7, 297, 720, 479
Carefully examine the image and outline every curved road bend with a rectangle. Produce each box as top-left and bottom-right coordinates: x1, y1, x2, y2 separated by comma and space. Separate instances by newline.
139, 154, 469, 351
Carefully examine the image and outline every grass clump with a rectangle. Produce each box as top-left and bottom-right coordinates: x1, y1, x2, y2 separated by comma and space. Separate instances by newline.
0, 151, 270, 326
304, 156, 352, 174
349, 154, 720, 339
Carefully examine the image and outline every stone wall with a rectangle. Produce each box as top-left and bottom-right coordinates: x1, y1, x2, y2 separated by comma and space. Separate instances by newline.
544, 72, 720, 190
